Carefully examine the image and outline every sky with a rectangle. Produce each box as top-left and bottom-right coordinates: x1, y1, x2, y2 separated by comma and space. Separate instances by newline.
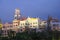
0, 0, 60, 23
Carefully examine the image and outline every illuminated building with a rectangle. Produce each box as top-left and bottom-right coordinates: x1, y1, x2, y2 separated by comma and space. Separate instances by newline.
19, 19, 26, 32
12, 8, 20, 32
18, 17, 41, 32
40, 21, 47, 29
50, 19, 60, 31
2, 22, 13, 37
26, 17, 40, 29
12, 19, 20, 31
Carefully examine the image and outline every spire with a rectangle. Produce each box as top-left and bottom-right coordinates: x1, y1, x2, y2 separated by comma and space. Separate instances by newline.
14, 8, 21, 20
47, 16, 52, 31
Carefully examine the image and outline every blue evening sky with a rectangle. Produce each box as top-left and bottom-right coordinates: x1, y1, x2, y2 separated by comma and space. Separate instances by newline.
0, 0, 60, 23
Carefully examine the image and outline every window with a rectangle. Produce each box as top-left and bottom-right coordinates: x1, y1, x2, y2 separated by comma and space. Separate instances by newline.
16, 25, 18, 26
10, 26, 12, 27
20, 27, 22, 28
53, 24, 59, 26
21, 24, 22, 25
33, 22, 37, 24
30, 26, 32, 27
33, 26, 36, 27
3, 26, 5, 28
20, 29, 22, 31
23, 23, 24, 25
33, 23, 35, 24
25, 23, 29, 25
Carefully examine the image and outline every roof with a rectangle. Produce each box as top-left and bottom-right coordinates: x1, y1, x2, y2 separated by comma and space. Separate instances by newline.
20, 16, 27, 21
28, 17, 38, 20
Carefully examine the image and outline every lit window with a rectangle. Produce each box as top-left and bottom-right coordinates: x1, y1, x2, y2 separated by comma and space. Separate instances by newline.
33, 26, 36, 27
25, 23, 29, 25
33, 22, 37, 24
33, 23, 35, 24
23, 23, 24, 25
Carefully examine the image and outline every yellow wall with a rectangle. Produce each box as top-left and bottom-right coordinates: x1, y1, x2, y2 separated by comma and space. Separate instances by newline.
0, 24, 3, 29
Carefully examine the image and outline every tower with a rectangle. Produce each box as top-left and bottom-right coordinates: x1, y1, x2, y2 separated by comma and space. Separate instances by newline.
13, 8, 20, 32
47, 16, 52, 31
14, 8, 20, 20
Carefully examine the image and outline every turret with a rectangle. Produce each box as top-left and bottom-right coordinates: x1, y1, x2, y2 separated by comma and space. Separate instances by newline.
14, 8, 20, 20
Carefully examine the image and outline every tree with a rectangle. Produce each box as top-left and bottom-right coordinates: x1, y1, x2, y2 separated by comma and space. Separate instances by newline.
7, 29, 16, 40
53, 30, 60, 40
16, 32, 32, 40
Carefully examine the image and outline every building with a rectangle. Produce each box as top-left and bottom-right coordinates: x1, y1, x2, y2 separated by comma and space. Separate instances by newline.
12, 8, 46, 32
50, 19, 60, 31
12, 8, 47, 32
19, 19, 26, 32
18, 17, 41, 32
12, 19, 20, 32
19, 17, 41, 29
12, 8, 21, 32
26, 17, 41, 29
2, 22, 13, 37
40, 20, 47, 29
